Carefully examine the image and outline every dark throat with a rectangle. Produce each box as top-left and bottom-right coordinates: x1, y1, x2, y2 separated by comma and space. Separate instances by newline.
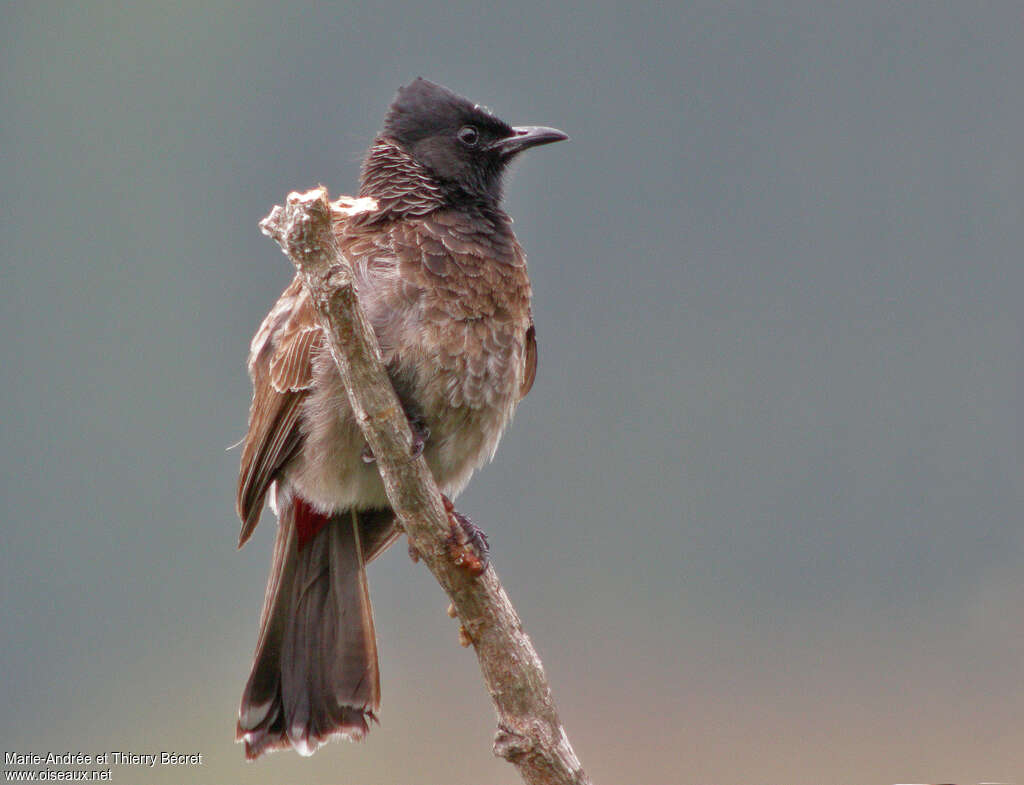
358, 138, 504, 222
358, 139, 445, 219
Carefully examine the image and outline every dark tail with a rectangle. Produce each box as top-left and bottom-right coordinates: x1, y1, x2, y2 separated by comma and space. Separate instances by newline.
237, 497, 382, 759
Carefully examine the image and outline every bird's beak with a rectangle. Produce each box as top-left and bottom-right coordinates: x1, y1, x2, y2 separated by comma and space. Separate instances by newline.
491, 126, 570, 157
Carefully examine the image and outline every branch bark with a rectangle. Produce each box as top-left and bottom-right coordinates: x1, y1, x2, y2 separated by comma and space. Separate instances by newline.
259, 187, 592, 785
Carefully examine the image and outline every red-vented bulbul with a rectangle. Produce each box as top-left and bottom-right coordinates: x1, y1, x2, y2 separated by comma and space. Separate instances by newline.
235, 78, 567, 759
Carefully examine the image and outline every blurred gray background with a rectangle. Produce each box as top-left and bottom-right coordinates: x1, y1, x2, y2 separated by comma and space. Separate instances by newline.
1, 3, 1021, 784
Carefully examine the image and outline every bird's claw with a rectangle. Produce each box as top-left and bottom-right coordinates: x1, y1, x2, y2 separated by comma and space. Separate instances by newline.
409, 419, 430, 458
442, 495, 489, 576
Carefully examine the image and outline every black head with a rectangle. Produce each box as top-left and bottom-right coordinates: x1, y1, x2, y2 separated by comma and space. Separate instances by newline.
378, 78, 567, 204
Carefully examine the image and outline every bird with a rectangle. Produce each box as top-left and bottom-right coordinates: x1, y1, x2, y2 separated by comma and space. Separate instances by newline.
235, 77, 568, 759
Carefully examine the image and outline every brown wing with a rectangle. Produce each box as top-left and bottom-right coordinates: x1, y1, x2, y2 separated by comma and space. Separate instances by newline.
236, 277, 322, 546
521, 323, 537, 398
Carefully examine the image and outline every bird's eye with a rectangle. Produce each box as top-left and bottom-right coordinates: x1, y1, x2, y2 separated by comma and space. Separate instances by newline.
457, 125, 480, 147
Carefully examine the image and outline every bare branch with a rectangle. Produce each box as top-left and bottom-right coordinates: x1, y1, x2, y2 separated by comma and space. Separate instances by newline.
259, 187, 592, 785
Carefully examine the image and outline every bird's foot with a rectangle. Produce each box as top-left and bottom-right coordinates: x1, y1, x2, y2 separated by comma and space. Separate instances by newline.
442, 494, 489, 576
408, 418, 430, 458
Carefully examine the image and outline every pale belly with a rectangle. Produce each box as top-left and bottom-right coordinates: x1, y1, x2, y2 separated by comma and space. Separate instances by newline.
283, 358, 518, 515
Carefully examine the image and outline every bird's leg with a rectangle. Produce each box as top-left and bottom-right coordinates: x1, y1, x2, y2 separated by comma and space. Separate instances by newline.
362, 416, 430, 463
442, 494, 489, 576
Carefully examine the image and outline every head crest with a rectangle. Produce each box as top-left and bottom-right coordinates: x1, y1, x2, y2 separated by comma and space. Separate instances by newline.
383, 78, 510, 145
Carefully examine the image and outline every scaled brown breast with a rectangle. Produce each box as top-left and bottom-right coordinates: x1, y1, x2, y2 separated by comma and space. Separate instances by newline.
386, 208, 534, 410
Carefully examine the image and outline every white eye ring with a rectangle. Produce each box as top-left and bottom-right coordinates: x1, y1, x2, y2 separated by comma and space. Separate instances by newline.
457, 125, 480, 147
